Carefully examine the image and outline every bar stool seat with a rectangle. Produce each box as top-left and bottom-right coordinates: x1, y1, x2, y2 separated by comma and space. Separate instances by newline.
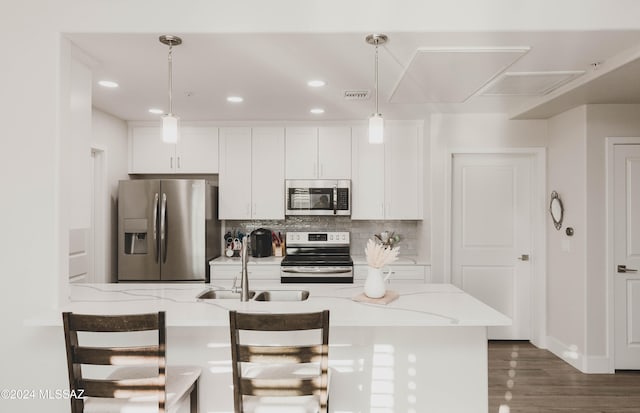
83, 366, 201, 413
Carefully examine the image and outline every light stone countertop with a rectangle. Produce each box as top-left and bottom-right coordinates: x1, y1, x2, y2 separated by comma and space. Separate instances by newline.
26, 282, 510, 328
211, 255, 428, 265
210, 256, 283, 265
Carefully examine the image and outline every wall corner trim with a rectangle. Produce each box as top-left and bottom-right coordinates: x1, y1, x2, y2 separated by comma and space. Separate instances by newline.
546, 335, 613, 374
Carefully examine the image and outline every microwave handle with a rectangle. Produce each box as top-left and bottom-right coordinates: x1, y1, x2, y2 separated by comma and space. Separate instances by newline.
333, 186, 338, 215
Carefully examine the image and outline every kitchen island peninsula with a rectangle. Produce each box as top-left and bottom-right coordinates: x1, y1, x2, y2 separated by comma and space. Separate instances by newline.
28, 282, 509, 413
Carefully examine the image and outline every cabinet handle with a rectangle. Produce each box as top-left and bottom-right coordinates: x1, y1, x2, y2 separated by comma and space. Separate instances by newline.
170, 157, 173, 169
177, 156, 181, 169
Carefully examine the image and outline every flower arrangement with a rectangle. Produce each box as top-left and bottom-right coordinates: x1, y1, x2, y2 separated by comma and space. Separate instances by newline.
365, 238, 400, 269
373, 230, 401, 248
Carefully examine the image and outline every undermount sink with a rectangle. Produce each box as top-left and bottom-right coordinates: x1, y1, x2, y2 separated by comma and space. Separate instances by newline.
253, 290, 310, 302
196, 288, 309, 302
196, 289, 255, 300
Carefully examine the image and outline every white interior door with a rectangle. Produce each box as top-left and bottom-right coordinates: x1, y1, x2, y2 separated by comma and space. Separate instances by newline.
452, 153, 532, 339
614, 143, 640, 369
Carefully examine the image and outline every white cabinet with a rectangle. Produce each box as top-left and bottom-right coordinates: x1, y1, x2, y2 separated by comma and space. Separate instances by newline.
129, 126, 219, 174
354, 264, 431, 283
218, 127, 285, 220
219, 128, 252, 219
285, 126, 351, 179
251, 128, 285, 219
209, 258, 282, 283
351, 121, 423, 220
177, 127, 220, 173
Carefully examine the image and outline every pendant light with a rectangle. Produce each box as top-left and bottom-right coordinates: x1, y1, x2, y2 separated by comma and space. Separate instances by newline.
159, 35, 182, 143
366, 33, 388, 144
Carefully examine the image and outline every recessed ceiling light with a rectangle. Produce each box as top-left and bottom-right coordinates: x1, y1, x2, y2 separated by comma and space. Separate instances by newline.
148, 108, 163, 115
227, 96, 244, 103
307, 80, 326, 88
310, 108, 325, 114
98, 80, 119, 88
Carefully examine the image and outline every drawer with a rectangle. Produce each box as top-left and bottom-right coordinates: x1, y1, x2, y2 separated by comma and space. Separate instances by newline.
354, 264, 429, 283
210, 263, 281, 281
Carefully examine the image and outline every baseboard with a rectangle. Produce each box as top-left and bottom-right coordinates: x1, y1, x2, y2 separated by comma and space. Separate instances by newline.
546, 335, 613, 374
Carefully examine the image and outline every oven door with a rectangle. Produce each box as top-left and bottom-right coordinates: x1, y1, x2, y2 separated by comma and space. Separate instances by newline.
280, 266, 354, 283
285, 180, 350, 216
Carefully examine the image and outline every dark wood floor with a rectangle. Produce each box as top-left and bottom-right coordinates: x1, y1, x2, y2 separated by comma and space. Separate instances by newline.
488, 341, 640, 412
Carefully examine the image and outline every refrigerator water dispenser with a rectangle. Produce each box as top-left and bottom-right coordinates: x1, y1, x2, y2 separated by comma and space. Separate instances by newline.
123, 219, 148, 255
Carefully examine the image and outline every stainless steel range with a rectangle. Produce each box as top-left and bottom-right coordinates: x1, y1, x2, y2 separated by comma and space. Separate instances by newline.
280, 231, 353, 283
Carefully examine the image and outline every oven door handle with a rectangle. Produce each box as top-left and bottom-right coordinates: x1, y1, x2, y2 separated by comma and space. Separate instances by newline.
281, 267, 352, 274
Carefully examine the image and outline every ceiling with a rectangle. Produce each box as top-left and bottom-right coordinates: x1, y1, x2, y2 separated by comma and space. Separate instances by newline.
67, 30, 640, 122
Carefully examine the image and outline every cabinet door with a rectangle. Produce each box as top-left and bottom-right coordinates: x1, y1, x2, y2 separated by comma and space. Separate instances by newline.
385, 122, 422, 219
219, 127, 252, 219
285, 127, 318, 179
318, 126, 351, 179
176, 127, 219, 173
351, 126, 385, 219
252, 127, 285, 219
353, 264, 426, 283
130, 126, 175, 173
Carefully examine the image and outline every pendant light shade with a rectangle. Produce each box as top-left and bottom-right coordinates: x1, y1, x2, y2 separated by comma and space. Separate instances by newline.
368, 113, 384, 144
366, 33, 388, 144
162, 114, 179, 143
159, 35, 182, 143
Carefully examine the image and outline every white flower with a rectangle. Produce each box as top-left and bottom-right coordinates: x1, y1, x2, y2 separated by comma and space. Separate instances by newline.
365, 238, 400, 269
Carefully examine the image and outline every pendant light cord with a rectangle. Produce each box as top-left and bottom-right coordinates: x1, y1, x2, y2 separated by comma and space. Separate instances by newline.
374, 43, 379, 114
167, 45, 173, 116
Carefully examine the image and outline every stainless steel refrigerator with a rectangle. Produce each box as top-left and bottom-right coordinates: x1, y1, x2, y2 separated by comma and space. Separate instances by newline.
118, 179, 220, 282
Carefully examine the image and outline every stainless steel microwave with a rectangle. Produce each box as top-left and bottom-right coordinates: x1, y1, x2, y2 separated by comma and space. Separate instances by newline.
285, 180, 351, 216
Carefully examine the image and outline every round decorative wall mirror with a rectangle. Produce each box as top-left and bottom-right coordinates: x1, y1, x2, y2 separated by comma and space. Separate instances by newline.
549, 191, 564, 230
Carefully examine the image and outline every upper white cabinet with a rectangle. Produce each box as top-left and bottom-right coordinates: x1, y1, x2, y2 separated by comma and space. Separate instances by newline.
129, 126, 219, 174
251, 128, 285, 219
219, 127, 285, 220
285, 126, 351, 179
351, 121, 423, 220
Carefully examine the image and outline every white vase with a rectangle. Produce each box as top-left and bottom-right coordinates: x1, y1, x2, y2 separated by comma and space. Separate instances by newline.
364, 267, 388, 298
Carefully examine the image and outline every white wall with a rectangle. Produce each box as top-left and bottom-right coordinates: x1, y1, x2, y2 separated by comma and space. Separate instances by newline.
585, 104, 640, 365
546, 106, 588, 366
429, 113, 548, 282
545, 104, 640, 373
91, 109, 129, 281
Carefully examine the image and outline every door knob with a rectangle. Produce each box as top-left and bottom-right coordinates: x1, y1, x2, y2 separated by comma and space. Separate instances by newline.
518, 254, 530, 261
617, 265, 638, 273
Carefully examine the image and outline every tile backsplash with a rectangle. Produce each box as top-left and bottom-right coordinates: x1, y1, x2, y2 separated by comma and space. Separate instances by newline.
223, 217, 419, 257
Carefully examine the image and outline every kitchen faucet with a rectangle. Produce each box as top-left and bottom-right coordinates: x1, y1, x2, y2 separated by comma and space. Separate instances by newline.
240, 235, 250, 301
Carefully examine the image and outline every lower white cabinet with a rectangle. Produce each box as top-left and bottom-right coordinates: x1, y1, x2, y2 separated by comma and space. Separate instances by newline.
218, 127, 284, 220
209, 259, 282, 283
354, 264, 430, 283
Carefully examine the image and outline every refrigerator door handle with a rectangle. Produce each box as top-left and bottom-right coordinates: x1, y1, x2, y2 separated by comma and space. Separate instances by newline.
160, 193, 167, 263
153, 192, 159, 263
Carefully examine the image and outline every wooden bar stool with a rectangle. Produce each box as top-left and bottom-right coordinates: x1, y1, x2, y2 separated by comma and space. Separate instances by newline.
62, 311, 200, 413
229, 310, 330, 413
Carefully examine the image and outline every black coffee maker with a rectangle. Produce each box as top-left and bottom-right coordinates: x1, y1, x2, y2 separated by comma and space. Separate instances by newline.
250, 228, 272, 257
